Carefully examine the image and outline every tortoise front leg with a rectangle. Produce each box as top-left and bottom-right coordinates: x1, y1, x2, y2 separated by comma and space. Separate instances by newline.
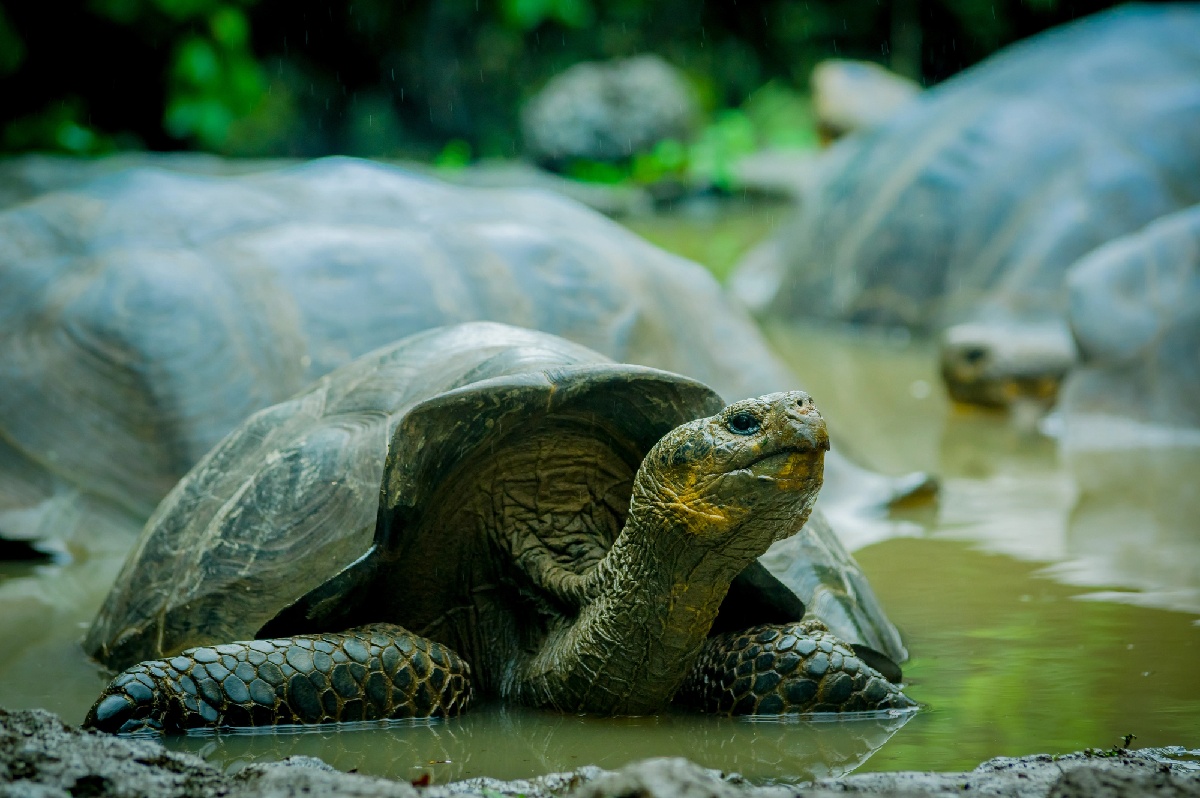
674, 621, 915, 715
84, 624, 473, 734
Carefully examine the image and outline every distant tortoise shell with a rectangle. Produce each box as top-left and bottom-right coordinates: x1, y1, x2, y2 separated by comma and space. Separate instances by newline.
734, 4, 1200, 332
86, 324, 904, 676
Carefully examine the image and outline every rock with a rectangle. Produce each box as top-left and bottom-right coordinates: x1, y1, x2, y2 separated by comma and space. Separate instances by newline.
810, 59, 921, 141
569, 758, 790, 798
0, 706, 415, 797
808, 749, 1200, 797
521, 55, 698, 166
1047, 763, 1200, 798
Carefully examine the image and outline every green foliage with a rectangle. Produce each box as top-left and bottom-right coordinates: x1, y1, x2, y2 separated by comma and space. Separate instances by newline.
434, 139, 473, 170
163, 6, 266, 149
0, 0, 1126, 158
500, 0, 594, 30
549, 82, 820, 193
630, 138, 688, 185
1, 0, 265, 153
565, 160, 629, 185
687, 110, 759, 191
2, 98, 114, 154
741, 81, 821, 150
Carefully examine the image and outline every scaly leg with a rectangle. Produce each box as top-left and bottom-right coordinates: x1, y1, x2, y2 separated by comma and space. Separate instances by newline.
84, 624, 473, 734
674, 621, 915, 715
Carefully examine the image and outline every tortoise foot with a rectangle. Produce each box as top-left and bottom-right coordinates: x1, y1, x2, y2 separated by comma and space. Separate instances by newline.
84, 624, 473, 734
675, 621, 915, 716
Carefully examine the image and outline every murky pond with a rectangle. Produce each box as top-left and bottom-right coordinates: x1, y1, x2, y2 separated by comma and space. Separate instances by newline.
0, 223, 1197, 783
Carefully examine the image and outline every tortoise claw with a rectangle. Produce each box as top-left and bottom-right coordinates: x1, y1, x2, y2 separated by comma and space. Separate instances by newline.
84, 669, 170, 735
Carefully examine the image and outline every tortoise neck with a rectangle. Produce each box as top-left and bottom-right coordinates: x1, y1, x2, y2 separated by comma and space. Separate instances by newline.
510, 500, 745, 715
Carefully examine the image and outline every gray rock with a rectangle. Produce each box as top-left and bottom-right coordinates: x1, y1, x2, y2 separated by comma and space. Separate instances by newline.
1047, 763, 1200, 798
0, 706, 415, 798
522, 55, 698, 165
570, 758, 791, 798
806, 749, 1200, 797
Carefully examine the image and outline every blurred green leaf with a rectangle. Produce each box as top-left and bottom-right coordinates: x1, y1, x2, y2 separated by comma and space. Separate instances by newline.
164, 94, 234, 142
500, 0, 593, 31
565, 159, 629, 184
434, 138, 472, 169
551, 0, 593, 29
56, 122, 98, 152
227, 55, 266, 103
164, 27, 264, 148
688, 109, 758, 190
2, 99, 113, 154
741, 81, 820, 150
173, 37, 221, 87
209, 6, 249, 49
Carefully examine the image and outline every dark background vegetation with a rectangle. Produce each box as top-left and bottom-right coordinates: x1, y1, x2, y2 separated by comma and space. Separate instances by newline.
0, 0, 1139, 160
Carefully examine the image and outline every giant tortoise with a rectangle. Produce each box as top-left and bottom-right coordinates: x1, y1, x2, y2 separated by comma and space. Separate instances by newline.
730, 4, 1200, 408
1058, 203, 1200, 443
84, 324, 911, 733
0, 156, 924, 555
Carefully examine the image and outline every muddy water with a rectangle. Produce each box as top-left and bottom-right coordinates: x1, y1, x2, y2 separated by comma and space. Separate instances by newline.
0, 323, 1197, 784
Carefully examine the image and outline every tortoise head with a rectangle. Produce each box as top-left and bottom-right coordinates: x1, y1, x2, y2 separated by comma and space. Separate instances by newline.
630, 391, 829, 561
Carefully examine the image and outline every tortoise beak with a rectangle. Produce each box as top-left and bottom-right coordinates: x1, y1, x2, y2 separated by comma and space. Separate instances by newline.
771, 391, 830, 454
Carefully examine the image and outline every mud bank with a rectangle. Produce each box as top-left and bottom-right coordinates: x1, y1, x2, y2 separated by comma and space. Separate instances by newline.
2, 708, 1197, 798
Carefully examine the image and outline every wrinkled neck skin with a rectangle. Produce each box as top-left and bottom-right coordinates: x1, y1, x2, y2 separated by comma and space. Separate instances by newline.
509, 472, 812, 715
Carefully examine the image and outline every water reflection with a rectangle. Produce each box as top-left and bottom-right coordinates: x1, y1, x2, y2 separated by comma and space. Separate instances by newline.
0, 556, 116, 718
767, 323, 1200, 619
164, 705, 912, 784
1058, 447, 1200, 615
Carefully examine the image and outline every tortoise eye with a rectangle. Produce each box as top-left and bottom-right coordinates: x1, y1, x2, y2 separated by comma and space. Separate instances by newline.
726, 410, 761, 435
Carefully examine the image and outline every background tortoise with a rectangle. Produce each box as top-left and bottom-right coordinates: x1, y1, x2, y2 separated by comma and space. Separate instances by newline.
1058, 203, 1200, 444
84, 323, 911, 732
0, 157, 921, 556
730, 5, 1200, 408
